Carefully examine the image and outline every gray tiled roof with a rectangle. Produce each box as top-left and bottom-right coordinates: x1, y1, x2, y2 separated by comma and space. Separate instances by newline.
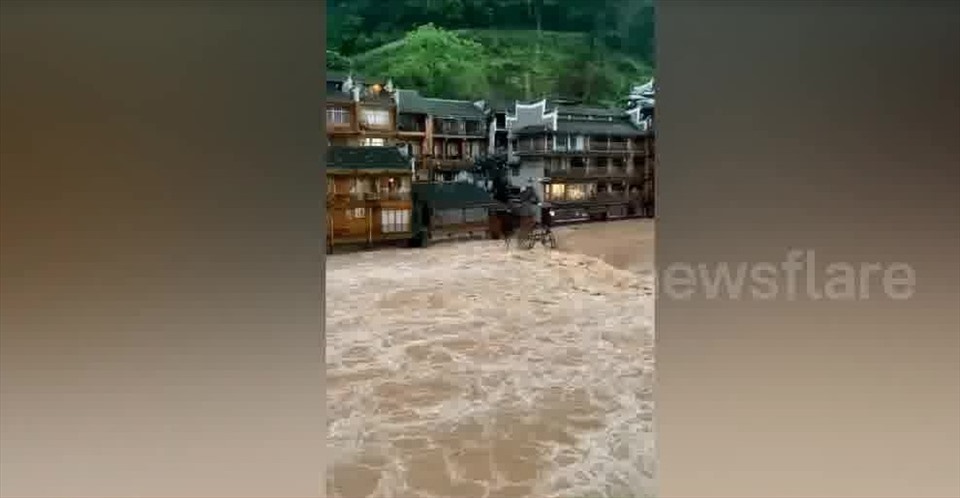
411, 181, 498, 209
325, 88, 353, 103
327, 146, 410, 171
556, 119, 643, 137
556, 105, 626, 118
397, 90, 485, 119
513, 118, 644, 137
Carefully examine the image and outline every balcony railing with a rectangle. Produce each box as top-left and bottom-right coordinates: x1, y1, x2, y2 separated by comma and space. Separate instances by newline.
397, 123, 426, 132
588, 142, 629, 151
546, 167, 586, 178
378, 191, 411, 201
546, 166, 637, 179
546, 191, 643, 204
327, 192, 410, 203
425, 157, 475, 170
518, 145, 632, 154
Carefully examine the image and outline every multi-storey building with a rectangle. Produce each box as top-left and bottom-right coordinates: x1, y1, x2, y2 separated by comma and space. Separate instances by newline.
323, 71, 657, 247
325, 73, 400, 148
325, 146, 413, 252
395, 89, 488, 182
485, 99, 512, 158
627, 77, 656, 217
324, 73, 416, 251
504, 98, 655, 223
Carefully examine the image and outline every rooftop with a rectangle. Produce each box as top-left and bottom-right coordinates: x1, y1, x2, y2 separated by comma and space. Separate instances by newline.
411, 181, 499, 209
513, 118, 645, 138
397, 90, 485, 119
327, 146, 410, 171
556, 105, 626, 119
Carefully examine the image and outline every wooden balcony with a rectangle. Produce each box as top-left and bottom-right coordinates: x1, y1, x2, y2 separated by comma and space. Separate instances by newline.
546, 166, 638, 180
424, 156, 475, 171
518, 146, 632, 156
326, 192, 411, 205
588, 142, 629, 152
547, 191, 643, 205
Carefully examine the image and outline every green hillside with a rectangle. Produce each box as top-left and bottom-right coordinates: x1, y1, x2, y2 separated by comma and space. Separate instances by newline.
326, 0, 655, 106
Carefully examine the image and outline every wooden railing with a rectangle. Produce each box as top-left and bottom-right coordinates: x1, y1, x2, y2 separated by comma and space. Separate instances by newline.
546, 191, 644, 203
546, 167, 637, 179
425, 157, 475, 170
326, 192, 411, 203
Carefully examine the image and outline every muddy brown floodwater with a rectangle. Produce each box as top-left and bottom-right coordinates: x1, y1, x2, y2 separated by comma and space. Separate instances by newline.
326, 219, 656, 498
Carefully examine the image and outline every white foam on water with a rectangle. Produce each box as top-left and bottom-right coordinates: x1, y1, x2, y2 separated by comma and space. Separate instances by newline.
327, 239, 656, 498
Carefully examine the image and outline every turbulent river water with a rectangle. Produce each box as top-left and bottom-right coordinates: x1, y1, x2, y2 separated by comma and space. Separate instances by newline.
326, 222, 656, 498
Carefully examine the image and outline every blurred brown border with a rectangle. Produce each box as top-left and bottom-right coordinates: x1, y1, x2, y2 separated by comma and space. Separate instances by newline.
657, 1, 960, 496
1, 0, 957, 497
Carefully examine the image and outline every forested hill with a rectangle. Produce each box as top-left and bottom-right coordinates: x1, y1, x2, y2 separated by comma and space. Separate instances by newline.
326, 0, 655, 107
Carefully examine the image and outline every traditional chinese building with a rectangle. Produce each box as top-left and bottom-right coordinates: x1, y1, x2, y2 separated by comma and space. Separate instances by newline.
325, 73, 400, 148
326, 145, 414, 252
395, 89, 488, 183
504, 97, 654, 223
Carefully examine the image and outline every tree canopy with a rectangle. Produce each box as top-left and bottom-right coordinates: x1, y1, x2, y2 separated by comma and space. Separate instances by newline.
374, 25, 489, 100
326, 0, 655, 104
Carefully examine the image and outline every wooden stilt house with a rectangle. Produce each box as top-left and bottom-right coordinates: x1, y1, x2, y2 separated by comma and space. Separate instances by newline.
326, 146, 414, 252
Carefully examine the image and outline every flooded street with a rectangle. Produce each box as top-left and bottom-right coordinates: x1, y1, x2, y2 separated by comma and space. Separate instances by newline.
326, 220, 656, 498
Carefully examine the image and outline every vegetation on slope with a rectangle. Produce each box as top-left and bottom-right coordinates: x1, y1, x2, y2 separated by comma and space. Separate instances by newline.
326, 0, 654, 105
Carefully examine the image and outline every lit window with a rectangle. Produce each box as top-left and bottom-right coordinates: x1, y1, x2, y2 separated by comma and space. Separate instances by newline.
547, 183, 565, 200
361, 138, 386, 147
326, 107, 350, 125
381, 209, 410, 233
362, 109, 390, 127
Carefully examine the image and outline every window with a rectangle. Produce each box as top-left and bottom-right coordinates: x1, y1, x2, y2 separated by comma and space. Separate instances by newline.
362, 109, 390, 127
381, 209, 410, 233
566, 184, 593, 201
572, 136, 585, 151
465, 120, 482, 135
547, 183, 565, 201
464, 207, 487, 223
398, 114, 422, 132
555, 134, 569, 151
350, 177, 373, 195
435, 209, 463, 226
353, 207, 366, 218
361, 137, 386, 147
379, 176, 404, 195
326, 107, 350, 126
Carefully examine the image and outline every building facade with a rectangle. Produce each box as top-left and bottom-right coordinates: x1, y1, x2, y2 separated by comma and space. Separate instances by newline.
326, 146, 414, 251
504, 98, 654, 223
325, 73, 401, 148
395, 89, 488, 183
323, 73, 657, 242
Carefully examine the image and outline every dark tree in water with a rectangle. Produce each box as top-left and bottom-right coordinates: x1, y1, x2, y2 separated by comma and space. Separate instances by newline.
471, 153, 513, 204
